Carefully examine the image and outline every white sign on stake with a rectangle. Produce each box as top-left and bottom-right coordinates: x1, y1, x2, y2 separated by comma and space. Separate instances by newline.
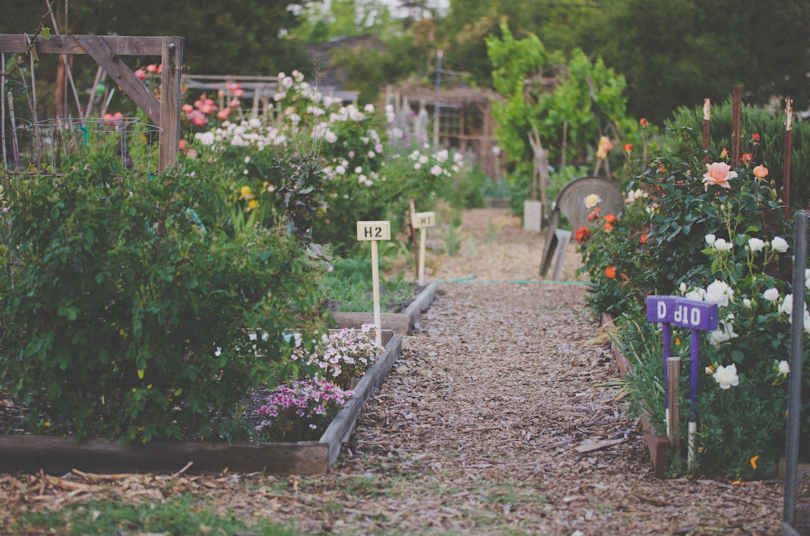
356, 221, 391, 347
410, 211, 436, 286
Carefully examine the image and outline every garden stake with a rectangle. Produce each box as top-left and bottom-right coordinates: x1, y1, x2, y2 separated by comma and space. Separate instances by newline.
647, 296, 717, 466
409, 198, 419, 277
783, 99, 793, 220
1, 53, 6, 172
411, 210, 436, 286
6, 92, 20, 172
731, 85, 741, 168
702, 99, 711, 165
667, 356, 681, 451
357, 221, 391, 348
784, 210, 807, 528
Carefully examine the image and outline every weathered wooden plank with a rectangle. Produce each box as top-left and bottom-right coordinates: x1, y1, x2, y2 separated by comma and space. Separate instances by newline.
159, 36, 183, 171
320, 334, 403, 465
0, 435, 328, 476
73, 35, 160, 125
403, 281, 438, 328
0, 35, 162, 56
332, 312, 411, 335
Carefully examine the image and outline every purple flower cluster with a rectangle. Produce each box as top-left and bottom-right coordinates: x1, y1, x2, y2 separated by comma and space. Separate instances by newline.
292, 325, 380, 387
255, 379, 353, 431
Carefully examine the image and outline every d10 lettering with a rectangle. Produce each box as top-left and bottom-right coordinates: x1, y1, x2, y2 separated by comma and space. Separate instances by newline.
357, 221, 391, 241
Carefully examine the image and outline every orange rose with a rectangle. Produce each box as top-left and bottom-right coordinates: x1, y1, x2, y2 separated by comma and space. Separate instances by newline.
640, 234, 648, 243
604, 213, 617, 224
603, 223, 613, 232
605, 267, 616, 278
575, 226, 592, 244
624, 143, 633, 152
640, 118, 647, 127
741, 153, 753, 165
753, 165, 768, 178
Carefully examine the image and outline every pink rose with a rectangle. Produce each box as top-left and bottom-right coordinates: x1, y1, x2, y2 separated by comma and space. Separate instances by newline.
181, 104, 194, 113
702, 162, 737, 191
135, 69, 147, 81
145, 64, 157, 73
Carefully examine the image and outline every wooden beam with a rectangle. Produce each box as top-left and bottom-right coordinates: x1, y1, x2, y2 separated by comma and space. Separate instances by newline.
158, 36, 183, 171
0, 34, 162, 56
73, 35, 160, 125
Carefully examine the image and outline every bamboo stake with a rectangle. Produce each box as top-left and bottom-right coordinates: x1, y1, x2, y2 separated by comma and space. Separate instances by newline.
371, 240, 382, 348
29, 49, 41, 170
1, 54, 7, 172
45, 0, 85, 127
731, 86, 741, 168
667, 357, 681, 453
84, 65, 104, 118
6, 92, 21, 172
409, 198, 419, 279
561, 120, 567, 167
702, 99, 711, 165
783, 99, 793, 219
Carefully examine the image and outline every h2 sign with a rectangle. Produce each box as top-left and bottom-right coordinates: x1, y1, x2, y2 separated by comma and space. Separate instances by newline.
357, 221, 391, 241
646, 296, 718, 331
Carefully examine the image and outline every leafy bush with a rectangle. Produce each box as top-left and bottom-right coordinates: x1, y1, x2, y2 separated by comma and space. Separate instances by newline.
0, 155, 321, 443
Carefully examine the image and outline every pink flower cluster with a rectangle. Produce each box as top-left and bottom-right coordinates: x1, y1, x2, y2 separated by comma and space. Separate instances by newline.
134, 64, 162, 80
182, 95, 220, 126
255, 378, 353, 430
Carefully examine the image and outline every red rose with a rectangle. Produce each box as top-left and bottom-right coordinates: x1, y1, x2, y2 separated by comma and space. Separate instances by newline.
605, 266, 616, 278
640, 234, 648, 244
604, 213, 617, 224
575, 226, 592, 244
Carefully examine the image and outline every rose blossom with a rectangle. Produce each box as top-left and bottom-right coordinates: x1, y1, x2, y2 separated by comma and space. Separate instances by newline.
702, 162, 737, 191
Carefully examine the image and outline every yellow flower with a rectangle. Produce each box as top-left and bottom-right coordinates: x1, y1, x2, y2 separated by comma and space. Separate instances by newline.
247, 199, 259, 211
239, 186, 254, 200
44, 421, 50, 427
137, 369, 144, 379
147, 384, 152, 389
751, 455, 759, 470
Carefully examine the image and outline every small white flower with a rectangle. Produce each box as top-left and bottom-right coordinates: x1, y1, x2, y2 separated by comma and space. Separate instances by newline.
419, 155, 429, 165
454, 152, 464, 163
354, 166, 363, 173
685, 288, 706, 302
358, 174, 367, 182
273, 92, 287, 100
414, 163, 422, 170
748, 237, 765, 252
772, 236, 789, 252
244, 156, 251, 164
679, 283, 687, 293
713, 364, 740, 389
243, 169, 249, 175
364, 104, 375, 114
764, 288, 780, 302
430, 165, 443, 176
584, 194, 602, 208
335, 165, 345, 175
705, 280, 733, 307
325, 131, 337, 143
705, 234, 717, 246
282, 76, 293, 89
713, 238, 733, 252
779, 360, 790, 376
368, 151, 375, 159
743, 298, 752, 307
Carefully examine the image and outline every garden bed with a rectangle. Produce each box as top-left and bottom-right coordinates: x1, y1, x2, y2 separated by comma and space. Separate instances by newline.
0, 334, 403, 476
601, 313, 670, 479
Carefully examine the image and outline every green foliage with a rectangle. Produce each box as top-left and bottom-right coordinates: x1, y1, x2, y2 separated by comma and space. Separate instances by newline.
317, 257, 414, 313
664, 98, 810, 209
19, 494, 298, 536
0, 155, 322, 444
441, 225, 463, 257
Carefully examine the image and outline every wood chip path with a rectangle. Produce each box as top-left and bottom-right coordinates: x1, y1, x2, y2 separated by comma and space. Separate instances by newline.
1, 209, 785, 535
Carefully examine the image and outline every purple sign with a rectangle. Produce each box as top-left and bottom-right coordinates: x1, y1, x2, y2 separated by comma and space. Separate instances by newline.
647, 296, 718, 332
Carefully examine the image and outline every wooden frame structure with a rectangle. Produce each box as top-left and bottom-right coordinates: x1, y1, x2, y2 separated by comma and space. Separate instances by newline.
0, 34, 183, 171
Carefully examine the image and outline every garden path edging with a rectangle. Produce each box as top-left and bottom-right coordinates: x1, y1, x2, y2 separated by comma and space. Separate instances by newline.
601, 313, 670, 479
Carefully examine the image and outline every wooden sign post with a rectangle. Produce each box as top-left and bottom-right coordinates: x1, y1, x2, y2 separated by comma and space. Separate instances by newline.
647, 296, 718, 465
357, 221, 391, 347
410, 211, 436, 286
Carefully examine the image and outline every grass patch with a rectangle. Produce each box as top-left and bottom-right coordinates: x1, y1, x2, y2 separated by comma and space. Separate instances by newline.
319, 257, 414, 313
17, 494, 296, 536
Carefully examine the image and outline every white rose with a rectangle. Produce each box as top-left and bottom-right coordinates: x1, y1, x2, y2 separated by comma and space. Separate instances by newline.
743, 298, 752, 307
355, 166, 363, 174
772, 236, 789, 252
282, 76, 293, 89
454, 152, 464, 163
418, 155, 429, 164
435, 150, 449, 163
713, 364, 739, 389
685, 289, 706, 302
430, 165, 443, 176
197, 132, 215, 146
584, 194, 602, 208
364, 104, 375, 114
705, 234, 716, 246
780, 293, 794, 315
244, 156, 251, 164
414, 163, 422, 170
335, 165, 345, 175
779, 360, 790, 376
325, 131, 337, 143
679, 283, 687, 293
763, 288, 780, 302
713, 238, 733, 252
375, 144, 384, 153
368, 151, 375, 159
704, 280, 733, 307
748, 237, 765, 252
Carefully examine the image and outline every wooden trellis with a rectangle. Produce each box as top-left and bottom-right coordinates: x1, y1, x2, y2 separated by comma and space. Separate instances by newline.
0, 34, 183, 171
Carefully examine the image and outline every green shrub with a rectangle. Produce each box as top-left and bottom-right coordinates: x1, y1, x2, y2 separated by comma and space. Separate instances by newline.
0, 155, 322, 444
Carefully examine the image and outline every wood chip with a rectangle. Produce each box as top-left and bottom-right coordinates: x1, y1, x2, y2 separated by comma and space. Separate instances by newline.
573, 438, 626, 453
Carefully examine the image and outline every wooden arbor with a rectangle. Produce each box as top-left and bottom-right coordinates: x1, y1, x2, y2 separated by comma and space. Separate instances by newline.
0, 34, 183, 171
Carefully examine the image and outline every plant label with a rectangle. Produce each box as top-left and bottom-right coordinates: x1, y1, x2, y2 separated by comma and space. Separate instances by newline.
411, 211, 436, 229
357, 221, 391, 241
646, 295, 676, 323
671, 299, 718, 331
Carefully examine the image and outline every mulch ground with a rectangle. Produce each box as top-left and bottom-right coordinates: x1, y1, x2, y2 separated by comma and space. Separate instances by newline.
0, 209, 787, 535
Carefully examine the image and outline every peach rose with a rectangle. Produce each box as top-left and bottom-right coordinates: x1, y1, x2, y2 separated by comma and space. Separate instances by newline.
753, 165, 768, 178
702, 162, 737, 191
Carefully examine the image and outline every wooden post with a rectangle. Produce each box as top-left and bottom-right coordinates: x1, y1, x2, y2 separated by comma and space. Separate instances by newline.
731, 85, 741, 168
159, 36, 183, 172
357, 221, 391, 348
784, 99, 793, 219
1, 54, 7, 172
667, 357, 681, 452
411, 211, 436, 287
702, 99, 711, 165
409, 198, 419, 279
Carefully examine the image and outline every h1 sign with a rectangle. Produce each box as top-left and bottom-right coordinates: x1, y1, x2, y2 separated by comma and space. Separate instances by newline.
411, 211, 436, 229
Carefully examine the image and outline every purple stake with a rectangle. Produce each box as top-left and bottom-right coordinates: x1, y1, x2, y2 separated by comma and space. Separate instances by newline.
690, 328, 699, 422
662, 323, 672, 408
